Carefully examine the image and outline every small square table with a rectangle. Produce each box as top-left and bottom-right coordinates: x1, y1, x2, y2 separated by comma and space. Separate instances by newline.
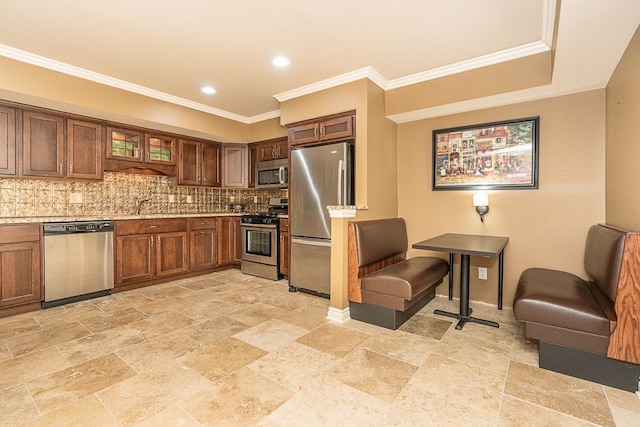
412, 233, 509, 330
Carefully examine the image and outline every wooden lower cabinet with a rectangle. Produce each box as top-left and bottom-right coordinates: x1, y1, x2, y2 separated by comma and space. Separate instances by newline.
155, 232, 189, 277
217, 216, 242, 265
115, 219, 188, 287
116, 234, 154, 285
189, 217, 218, 271
0, 224, 42, 317
279, 218, 289, 277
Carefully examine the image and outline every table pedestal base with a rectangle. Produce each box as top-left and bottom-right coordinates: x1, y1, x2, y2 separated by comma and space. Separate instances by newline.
434, 308, 499, 330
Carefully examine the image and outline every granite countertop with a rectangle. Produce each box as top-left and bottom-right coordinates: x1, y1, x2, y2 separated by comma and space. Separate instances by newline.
0, 212, 245, 224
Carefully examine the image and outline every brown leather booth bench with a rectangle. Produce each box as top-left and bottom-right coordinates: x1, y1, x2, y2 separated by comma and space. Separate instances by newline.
513, 224, 640, 392
347, 218, 449, 329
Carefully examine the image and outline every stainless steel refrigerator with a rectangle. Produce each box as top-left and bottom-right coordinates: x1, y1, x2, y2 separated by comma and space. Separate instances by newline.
289, 141, 354, 296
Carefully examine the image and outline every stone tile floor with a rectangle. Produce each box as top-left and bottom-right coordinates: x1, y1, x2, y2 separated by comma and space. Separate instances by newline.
1, 269, 639, 426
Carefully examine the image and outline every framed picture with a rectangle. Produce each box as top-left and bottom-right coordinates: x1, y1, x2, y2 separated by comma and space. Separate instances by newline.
432, 116, 539, 190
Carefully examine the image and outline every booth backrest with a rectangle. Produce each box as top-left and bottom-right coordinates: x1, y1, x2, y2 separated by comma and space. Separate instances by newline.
353, 218, 408, 267
584, 225, 626, 302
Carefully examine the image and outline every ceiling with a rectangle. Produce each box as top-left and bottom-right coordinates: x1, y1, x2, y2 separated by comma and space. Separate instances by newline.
0, 0, 638, 124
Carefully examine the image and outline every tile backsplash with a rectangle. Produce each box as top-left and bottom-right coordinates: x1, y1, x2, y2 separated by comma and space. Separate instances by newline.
0, 172, 286, 218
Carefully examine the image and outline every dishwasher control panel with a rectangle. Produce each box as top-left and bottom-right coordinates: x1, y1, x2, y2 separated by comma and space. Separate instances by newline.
44, 220, 114, 234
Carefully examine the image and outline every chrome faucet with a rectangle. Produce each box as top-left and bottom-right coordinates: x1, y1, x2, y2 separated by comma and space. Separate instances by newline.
134, 198, 150, 215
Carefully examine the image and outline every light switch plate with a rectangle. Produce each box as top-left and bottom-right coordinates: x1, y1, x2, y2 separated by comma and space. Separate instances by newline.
479, 267, 488, 280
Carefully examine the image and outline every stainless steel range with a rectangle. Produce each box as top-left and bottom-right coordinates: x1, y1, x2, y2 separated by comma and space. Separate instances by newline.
240, 198, 287, 280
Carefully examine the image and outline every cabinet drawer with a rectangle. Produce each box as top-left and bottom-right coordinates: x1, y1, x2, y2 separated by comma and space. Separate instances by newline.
279, 218, 289, 232
0, 224, 40, 244
189, 217, 218, 231
116, 218, 187, 235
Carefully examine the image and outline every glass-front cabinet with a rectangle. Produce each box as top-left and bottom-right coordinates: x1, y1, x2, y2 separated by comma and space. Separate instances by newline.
107, 127, 143, 161
146, 134, 176, 165
106, 127, 176, 167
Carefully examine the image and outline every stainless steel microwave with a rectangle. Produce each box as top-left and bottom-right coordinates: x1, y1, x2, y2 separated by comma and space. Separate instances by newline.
256, 159, 288, 189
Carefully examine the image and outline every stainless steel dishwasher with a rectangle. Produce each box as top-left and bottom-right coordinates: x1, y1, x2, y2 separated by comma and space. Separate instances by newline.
43, 220, 114, 308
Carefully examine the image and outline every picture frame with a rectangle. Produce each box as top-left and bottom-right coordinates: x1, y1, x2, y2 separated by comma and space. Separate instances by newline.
432, 116, 539, 190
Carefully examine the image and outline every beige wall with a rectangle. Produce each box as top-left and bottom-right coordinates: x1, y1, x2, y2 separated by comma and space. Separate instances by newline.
605, 25, 640, 230
385, 52, 552, 116
397, 90, 606, 307
247, 117, 287, 142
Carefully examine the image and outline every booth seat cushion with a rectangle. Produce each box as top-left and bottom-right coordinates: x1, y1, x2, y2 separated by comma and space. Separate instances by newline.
514, 267, 612, 336
361, 256, 449, 300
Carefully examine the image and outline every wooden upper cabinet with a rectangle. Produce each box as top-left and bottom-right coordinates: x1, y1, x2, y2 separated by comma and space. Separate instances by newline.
105, 126, 176, 175
178, 139, 201, 186
178, 139, 221, 187
0, 106, 16, 176
106, 126, 144, 162
67, 119, 103, 180
247, 143, 258, 188
319, 116, 353, 141
145, 134, 176, 165
22, 111, 65, 177
222, 144, 247, 188
288, 123, 319, 146
257, 137, 288, 161
289, 115, 354, 146
201, 142, 221, 187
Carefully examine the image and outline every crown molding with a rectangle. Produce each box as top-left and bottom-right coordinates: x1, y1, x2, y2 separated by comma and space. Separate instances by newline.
542, 0, 557, 47
246, 109, 281, 124
0, 43, 253, 124
385, 41, 550, 91
274, 66, 387, 103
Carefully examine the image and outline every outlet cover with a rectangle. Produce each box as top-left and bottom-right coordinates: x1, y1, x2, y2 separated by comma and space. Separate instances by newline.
69, 192, 83, 204
479, 267, 488, 280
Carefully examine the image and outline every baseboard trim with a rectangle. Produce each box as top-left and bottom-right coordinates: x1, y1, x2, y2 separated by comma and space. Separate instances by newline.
326, 307, 350, 323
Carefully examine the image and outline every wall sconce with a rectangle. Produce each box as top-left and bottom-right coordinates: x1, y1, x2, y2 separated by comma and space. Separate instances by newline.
473, 193, 489, 222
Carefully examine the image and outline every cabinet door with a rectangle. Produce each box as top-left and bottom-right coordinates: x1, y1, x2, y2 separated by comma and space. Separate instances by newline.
116, 234, 154, 286
22, 111, 65, 177
279, 224, 289, 277
67, 119, 103, 180
0, 106, 16, 176
178, 139, 201, 186
222, 144, 247, 188
247, 143, 258, 188
202, 142, 221, 187
106, 126, 144, 162
217, 217, 235, 265
146, 134, 176, 165
257, 143, 276, 162
190, 229, 217, 271
233, 217, 242, 262
275, 139, 289, 159
0, 242, 41, 307
289, 123, 319, 146
319, 116, 353, 141
156, 231, 188, 277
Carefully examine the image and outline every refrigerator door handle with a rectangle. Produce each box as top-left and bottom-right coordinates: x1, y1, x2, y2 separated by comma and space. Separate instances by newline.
291, 238, 332, 247
337, 159, 343, 205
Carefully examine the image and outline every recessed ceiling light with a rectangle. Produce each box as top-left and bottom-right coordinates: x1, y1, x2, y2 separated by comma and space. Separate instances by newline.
201, 86, 216, 94
272, 56, 291, 67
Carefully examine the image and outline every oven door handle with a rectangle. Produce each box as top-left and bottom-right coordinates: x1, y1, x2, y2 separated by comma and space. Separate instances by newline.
241, 223, 277, 229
